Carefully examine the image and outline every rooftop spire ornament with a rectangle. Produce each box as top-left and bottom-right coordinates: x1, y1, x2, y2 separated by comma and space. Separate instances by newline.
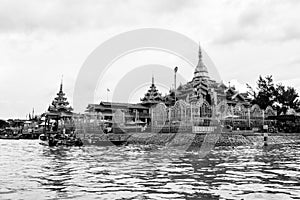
198, 42, 202, 60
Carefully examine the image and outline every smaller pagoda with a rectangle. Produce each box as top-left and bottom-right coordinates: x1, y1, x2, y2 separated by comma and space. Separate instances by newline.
46, 80, 73, 120
140, 76, 163, 107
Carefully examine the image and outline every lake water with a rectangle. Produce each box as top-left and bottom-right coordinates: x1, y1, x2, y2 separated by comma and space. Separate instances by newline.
0, 140, 299, 200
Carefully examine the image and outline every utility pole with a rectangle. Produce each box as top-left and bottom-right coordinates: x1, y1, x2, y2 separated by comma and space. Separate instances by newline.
174, 66, 178, 104
106, 88, 110, 102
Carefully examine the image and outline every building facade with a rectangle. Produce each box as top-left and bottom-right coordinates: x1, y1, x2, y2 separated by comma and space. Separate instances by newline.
86, 102, 150, 123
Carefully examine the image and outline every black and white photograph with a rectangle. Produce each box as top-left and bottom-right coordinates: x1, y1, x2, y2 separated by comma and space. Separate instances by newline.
0, 0, 299, 199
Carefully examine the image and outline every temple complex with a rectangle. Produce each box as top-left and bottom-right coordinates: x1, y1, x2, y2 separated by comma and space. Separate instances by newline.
84, 44, 280, 134
86, 45, 253, 125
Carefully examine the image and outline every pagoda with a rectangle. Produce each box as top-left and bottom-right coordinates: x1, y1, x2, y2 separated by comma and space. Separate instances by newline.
168, 44, 250, 108
140, 76, 164, 107
47, 80, 73, 119
172, 45, 211, 103
192, 45, 210, 100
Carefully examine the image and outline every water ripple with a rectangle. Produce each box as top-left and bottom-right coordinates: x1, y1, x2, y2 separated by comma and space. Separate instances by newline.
0, 140, 299, 200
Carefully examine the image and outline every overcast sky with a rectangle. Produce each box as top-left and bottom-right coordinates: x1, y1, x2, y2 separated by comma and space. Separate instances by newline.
1, 0, 300, 119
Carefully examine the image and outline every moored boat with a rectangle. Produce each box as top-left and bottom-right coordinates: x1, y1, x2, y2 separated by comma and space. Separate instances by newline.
39, 133, 83, 147
0, 128, 21, 140
0, 134, 21, 140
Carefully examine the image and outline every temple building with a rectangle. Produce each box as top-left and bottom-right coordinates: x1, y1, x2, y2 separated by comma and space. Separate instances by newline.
40, 80, 75, 133
164, 45, 250, 109
85, 102, 150, 123
85, 76, 165, 124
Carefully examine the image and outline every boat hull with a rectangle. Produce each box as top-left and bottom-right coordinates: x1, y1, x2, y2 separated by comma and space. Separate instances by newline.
81, 138, 126, 146
78, 133, 129, 146
0, 136, 20, 140
39, 133, 83, 147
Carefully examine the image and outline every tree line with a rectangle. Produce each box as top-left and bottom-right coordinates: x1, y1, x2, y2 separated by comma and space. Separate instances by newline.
247, 75, 300, 115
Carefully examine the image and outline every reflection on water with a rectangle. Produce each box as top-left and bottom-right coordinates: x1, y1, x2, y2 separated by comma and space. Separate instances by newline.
0, 140, 299, 200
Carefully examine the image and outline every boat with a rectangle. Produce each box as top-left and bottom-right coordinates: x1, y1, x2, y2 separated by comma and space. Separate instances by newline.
19, 131, 41, 139
0, 134, 20, 140
73, 113, 130, 146
39, 134, 49, 146
39, 133, 83, 147
0, 128, 21, 140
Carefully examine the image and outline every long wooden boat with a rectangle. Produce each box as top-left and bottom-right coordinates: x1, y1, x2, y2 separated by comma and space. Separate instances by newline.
39, 133, 83, 147
0, 134, 21, 140
78, 132, 129, 146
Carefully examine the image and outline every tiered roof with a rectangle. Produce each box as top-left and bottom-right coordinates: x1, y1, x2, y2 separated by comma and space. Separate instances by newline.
192, 45, 210, 98
225, 87, 251, 106
47, 81, 73, 117
175, 45, 210, 102
140, 76, 163, 107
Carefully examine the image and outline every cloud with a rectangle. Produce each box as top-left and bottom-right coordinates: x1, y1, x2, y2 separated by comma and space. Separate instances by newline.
131, 0, 196, 14
213, 0, 300, 45
238, 7, 263, 28
213, 29, 246, 44
280, 26, 300, 42
1, 0, 300, 119
0, 0, 198, 34
289, 58, 300, 65
0, 0, 115, 33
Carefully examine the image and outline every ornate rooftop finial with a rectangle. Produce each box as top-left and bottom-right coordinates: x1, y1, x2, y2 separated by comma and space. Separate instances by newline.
198, 42, 202, 60
152, 74, 154, 86
60, 75, 63, 93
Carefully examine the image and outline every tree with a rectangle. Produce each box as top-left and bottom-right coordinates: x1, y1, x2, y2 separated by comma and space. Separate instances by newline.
247, 75, 300, 115
0, 119, 9, 129
275, 84, 300, 115
247, 75, 276, 110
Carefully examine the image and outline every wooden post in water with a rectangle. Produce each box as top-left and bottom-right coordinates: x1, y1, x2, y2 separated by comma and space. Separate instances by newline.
248, 108, 251, 128
264, 132, 268, 146
168, 107, 171, 133
190, 103, 193, 122
151, 108, 153, 133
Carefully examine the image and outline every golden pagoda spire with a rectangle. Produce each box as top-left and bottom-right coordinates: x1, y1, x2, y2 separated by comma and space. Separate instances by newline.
152, 74, 154, 85
60, 75, 63, 93
198, 42, 202, 60
194, 43, 209, 79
